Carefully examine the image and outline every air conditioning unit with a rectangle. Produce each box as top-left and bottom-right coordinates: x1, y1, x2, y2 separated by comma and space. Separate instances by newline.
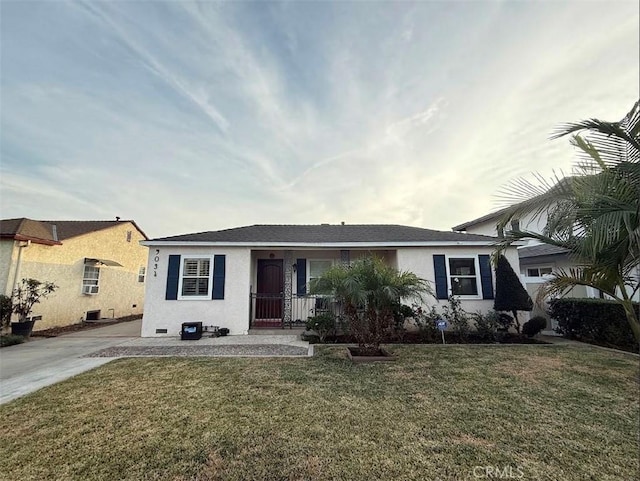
83, 285, 99, 295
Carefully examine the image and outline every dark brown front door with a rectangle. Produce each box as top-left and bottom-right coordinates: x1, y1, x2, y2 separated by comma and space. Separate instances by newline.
256, 259, 283, 320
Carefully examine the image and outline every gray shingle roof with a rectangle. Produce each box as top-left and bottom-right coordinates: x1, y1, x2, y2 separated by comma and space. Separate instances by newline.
452, 177, 575, 231
150, 224, 497, 244
518, 244, 570, 259
0, 218, 147, 243
452, 206, 510, 231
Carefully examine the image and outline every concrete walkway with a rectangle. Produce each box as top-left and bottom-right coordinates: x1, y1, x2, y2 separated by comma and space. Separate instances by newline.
0, 320, 309, 405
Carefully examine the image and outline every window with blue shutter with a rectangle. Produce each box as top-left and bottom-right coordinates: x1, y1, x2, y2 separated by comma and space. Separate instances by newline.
165, 255, 181, 300
433, 255, 448, 299
212, 255, 225, 299
478, 254, 494, 300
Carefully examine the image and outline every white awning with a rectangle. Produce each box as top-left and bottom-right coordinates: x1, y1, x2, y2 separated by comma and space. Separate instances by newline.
84, 257, 123, 267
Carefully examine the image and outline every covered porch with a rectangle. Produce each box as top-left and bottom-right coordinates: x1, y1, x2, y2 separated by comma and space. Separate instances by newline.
249, 248, 397, 329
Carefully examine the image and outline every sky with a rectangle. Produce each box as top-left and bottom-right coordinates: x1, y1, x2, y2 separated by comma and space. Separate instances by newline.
1, 0, 638, 239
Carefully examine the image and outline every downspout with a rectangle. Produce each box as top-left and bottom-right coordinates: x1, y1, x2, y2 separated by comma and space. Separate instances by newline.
11, 240, 30, 295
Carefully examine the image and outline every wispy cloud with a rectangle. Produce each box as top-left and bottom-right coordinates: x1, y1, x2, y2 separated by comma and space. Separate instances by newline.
1, 1, 637, 237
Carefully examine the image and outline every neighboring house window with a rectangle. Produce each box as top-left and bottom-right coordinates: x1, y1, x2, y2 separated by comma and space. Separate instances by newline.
179, 257, 212, 299
138, 267, 146, 283
527, 267, 552, 277
447, 257, 480, 297
308, 260, 333, 284
83, 265, 100, 294
126, 231, 132, 242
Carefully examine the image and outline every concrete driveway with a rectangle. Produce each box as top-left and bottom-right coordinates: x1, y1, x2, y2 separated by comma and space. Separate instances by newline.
0, 319, 141, 404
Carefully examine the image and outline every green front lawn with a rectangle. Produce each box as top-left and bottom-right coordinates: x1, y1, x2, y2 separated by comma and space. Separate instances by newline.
0, 346, 638, 480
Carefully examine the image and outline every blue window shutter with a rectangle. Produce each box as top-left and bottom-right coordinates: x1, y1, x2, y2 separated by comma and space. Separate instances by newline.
165, 255, 180, 300
212, 255, 225, 299
479, 254, 494, 300
296, 258, 306, 295
433, 255, 448, 300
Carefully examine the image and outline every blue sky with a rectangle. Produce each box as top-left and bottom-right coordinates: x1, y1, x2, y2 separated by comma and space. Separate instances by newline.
1, 1, 638, 238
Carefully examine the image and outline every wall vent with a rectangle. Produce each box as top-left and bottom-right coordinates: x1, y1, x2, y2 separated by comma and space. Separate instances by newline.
155, 329, 168, 334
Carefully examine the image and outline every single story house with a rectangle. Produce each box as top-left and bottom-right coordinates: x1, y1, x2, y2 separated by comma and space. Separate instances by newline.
140, 224, 521, 337
0, 218, 149, 330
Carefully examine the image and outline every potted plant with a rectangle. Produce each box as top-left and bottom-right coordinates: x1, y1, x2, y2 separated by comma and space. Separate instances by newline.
11, 278, 58, 337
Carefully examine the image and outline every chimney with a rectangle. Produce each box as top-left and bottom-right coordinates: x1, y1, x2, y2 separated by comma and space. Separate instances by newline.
115, 216, 121, 222
341, 221, 345, 225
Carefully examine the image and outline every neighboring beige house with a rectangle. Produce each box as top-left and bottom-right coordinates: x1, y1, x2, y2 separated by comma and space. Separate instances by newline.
0, 218, 149, 330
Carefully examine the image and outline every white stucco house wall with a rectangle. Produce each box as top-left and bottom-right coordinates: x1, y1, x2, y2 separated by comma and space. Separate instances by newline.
140, 224, 522, 337
0, 218, 149, 330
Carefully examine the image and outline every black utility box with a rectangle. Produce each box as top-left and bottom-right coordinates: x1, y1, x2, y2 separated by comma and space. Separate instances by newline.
181, 322, 203, 340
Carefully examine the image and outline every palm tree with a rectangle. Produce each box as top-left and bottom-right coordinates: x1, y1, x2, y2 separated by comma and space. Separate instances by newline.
310, 256, 433, 355
495, 100, 640, 346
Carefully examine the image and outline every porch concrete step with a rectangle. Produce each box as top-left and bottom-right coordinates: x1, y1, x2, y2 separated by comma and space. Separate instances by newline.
248, 328, 305, 336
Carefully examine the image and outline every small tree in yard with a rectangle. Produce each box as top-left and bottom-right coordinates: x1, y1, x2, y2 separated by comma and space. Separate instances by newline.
310, 256, 433, 355
12, 278, 58, 322
493, 255, 532, 333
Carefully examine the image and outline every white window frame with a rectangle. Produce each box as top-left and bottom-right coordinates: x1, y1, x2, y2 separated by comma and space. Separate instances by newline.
138, 266, 146, 283
82, 264, 100, 295
307, 259, 334, 285
526, 266, 553, 278
445, 255, 482, 300
178, 255, 213, 300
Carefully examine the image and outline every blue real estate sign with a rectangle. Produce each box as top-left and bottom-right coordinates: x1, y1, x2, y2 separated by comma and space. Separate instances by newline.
436, 317, 448, 344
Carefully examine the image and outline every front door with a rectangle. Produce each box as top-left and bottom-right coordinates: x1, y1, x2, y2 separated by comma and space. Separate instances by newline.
255, 259, 284, 321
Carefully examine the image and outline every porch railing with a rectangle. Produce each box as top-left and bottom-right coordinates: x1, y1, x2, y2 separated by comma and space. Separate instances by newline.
249, 293, 341, 329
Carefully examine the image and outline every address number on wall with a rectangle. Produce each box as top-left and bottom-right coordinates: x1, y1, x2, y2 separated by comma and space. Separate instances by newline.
153, 249, 160, 277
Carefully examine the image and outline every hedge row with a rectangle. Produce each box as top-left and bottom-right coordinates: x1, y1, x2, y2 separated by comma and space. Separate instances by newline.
549, 298, 639, 353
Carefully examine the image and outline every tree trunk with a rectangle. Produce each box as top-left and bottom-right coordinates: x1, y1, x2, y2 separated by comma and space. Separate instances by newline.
511, 310, 521, 334
619, 285, 640, 350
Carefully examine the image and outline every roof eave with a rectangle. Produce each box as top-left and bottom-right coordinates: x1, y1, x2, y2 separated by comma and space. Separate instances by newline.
140, 240, 519, 248
0, 234, 62, 246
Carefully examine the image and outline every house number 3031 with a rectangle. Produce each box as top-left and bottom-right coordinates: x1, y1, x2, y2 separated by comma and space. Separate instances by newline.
153, 249, 160, 277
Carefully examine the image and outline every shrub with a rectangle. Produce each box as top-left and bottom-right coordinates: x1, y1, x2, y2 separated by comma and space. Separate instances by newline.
410, 304, 440, 342
0, 295, 12, 330
0, 334, 25, 348
443, 296, 469, 341
389, 303, 415, 342
473, 310, 500, 342
549, 298, 639, 353
305, 312, 336, 343
522, 316, 547, 338
493, 255, 533, 333
496, 312, 514, 331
